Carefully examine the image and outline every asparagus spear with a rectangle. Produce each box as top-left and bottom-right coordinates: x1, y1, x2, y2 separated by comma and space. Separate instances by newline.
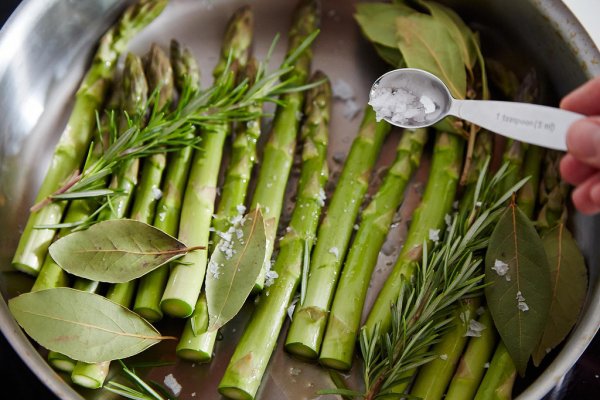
71, 49, 172, 389
364, 132, 464, 337
516, 145, 544, 217
536, 150, 568, 231
12, 0, 167, 276
211, 57, 261, 249
218, 71, 331, 400
133, 40, 199, 321
160, 5, 253, 318
250, 0, 320, 291
48, 53, 146, 376
285, 106, 390, 359
473, 342, 516, 400
175, 58, 262, 361
409, 299, 480, 400
318, 127, 427, 370
445, 309, 497, 400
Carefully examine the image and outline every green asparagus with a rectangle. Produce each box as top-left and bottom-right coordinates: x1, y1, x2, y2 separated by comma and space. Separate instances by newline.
364, 132, 464, 337
12, 0, 167, 276
285, 106, 390, 359
249, 0, 320, 291
219, 71, 330, 400
160, 4, 253, 319
319, 127, 427, 370
133, 39, 198, 321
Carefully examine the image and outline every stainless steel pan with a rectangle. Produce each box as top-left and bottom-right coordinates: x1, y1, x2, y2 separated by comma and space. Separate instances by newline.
1, 1, 598, 399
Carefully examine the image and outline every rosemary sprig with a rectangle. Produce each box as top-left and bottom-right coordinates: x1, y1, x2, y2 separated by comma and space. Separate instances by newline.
32, 32, 319, 218
321, 160, 527, 400
104, 360, 171, 400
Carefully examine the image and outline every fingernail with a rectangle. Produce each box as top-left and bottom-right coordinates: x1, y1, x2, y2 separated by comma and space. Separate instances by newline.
567, 118, 600, 160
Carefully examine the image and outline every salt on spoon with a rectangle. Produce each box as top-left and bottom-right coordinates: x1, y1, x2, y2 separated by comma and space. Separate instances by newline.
369, 68, 583, 151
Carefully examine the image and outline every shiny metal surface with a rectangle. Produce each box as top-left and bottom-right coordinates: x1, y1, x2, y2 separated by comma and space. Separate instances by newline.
0, 1, 599, 400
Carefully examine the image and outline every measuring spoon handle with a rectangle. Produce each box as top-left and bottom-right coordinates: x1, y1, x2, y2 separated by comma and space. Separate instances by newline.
450, 99, 584, 151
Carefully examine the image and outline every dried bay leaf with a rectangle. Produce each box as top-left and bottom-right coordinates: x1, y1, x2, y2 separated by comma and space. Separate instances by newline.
9, 288, 172, 363
484, 202, 552, 375
49, 219, 204, 283
354, 2, 415, 48
395, 12, 467, 99
419, 1, 478, 72
532, 224, 588, 366
206, 208, 266, 331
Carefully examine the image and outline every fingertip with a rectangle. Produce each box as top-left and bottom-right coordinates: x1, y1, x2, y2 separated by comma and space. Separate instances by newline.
566, 118, 600, 167
559, 153, 597, 185
561, 76, 600, 115
571, 173, 600, 215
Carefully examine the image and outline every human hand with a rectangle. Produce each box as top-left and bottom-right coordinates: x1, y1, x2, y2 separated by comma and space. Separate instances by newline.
559, 76, 600, 214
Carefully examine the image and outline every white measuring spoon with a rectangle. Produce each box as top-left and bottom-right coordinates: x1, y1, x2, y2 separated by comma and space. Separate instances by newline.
369, 68, 584, 151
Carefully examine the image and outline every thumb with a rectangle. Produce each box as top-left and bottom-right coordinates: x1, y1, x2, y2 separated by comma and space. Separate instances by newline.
566, 117, 600, 169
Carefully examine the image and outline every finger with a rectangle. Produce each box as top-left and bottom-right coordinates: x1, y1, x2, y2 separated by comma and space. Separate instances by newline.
560, 153, 597, 185
571, 172, 600, 215
566, 117, 600, 169
560, 76, 600, 115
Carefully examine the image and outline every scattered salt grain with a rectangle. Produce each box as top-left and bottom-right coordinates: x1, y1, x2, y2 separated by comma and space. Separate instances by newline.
465, 319, 486, 337
332, 79, 355, 100
439, 354, 448, 361
163, 373, 182, 396
289, 367, 302, 376
265, 270, 279, 287
192, 392, 197, 397
429, 228, 440, 243
516, 291, 529, 312
317, 188, 326, 207
484, 362, 490, 369
208, 259, 221, 279
329, 247, 340, 259
151, 187, 163, 200
492, 259, 510, 280
342, 98, 361, 120
444, 213, 452, 227
236, 204, 246, 215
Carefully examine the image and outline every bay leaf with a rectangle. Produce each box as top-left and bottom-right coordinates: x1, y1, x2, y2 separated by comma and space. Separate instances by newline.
354, 2, 415, 48
420, 1, 478, 72
49, 219, 203, 283
532, 224, 588, 366
484, 202, 552, 375
206, 208, 266, 331
9, 288, 172, 363
373, 43, 405, 68
395, 13, 467, 99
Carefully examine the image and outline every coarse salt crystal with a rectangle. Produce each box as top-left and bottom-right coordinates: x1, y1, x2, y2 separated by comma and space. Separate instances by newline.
236, 204, 246, 215
317, 188, 326, 207
329, 247, 340, 259
163, 373, 182, 396
369, 86, 438, 125
439, 354, 448, 360
151, 187, 163, 200
429, 228, 440, 243
333, 79, 355, 100
465, 319, 486, 337
516, 291, 529, 312
492, 259, 510, 280
484, 362, 490, 369
265, 270, 279, 287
